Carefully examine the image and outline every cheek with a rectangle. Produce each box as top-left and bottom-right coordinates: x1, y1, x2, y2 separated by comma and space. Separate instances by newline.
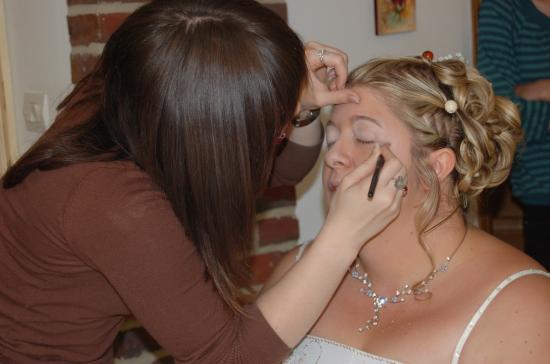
321, 166, 333, 202
388, 135, 413, 173
322, 165, 330, 189
355, 144, 377, 166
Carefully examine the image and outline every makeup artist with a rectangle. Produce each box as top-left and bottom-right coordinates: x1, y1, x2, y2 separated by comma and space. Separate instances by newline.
0, 1, 405, 363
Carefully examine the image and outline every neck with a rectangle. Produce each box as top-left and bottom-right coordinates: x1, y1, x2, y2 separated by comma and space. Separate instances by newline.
533, 0, 550, 17
356, 204, 467, 292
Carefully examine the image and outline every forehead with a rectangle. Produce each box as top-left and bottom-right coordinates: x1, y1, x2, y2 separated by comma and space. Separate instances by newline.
330, 86, 395, 124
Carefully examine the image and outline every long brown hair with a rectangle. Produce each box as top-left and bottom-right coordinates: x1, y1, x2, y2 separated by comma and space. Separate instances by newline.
2, 0, 307, 311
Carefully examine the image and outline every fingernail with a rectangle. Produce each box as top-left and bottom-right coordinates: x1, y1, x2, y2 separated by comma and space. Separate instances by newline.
349, 94, 360, 104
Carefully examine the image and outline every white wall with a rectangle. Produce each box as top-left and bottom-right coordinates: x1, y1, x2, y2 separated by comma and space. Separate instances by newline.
287, 0, 473, 243
4, 0, 72, 154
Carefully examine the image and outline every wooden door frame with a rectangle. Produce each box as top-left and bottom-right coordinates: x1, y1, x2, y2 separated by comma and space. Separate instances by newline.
0, 0, 18, 174
468, 0, 493, 232
471, 0, 481, 65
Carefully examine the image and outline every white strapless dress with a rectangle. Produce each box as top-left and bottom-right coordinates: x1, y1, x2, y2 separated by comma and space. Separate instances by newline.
284, 335, 402, 364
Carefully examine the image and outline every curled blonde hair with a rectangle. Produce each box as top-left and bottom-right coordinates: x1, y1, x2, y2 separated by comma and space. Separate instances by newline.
347, 56, 522, 286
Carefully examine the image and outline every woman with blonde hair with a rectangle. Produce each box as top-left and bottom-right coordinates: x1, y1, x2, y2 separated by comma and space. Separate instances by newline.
267, 53, 550, 363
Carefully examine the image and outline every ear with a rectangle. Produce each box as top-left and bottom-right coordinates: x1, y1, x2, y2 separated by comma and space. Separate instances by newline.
428, 148, 456, 182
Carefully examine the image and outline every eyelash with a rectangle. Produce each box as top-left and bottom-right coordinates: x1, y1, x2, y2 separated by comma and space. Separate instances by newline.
357, 139, 374, 145
326, 138, 374, 149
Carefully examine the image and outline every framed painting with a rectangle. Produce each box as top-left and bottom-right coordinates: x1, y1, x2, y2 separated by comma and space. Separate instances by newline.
375, 0, 416, 35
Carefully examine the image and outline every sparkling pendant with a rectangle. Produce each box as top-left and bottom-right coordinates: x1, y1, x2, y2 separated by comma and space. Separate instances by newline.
350, 225, 467, 333
375, 296, 388, 308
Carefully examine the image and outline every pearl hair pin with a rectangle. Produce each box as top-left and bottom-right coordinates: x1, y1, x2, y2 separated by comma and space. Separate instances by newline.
445, 100, 458, 114
421, 51, 460, 114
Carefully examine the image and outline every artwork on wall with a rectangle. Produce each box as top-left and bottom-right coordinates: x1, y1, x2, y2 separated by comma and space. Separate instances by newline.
375, 0, 416, 35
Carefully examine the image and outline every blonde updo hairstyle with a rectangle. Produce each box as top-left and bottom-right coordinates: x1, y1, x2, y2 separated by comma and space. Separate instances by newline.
347, 56, 522, 281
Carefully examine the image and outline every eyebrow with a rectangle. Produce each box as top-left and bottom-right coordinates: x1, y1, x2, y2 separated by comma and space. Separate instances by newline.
351, 115, 382, 127
326, 114, 383, 128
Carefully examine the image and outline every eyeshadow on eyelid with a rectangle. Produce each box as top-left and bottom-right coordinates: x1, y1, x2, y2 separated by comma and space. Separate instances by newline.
353, 126, 377, 138
353, 118, 380, 129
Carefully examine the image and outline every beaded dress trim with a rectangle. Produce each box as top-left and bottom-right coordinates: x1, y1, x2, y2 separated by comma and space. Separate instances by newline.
284, 335, 403, 364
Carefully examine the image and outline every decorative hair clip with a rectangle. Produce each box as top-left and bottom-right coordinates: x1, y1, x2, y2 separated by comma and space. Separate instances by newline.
422, 50, 467, 63
444, 100, 458, 114
422, 50, 434, 61
438, 52, 466, 63
421, 51, 460, 114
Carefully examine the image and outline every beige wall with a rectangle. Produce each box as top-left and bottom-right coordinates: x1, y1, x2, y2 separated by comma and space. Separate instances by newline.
3, 0, 71, 155
0, 0, 17, 173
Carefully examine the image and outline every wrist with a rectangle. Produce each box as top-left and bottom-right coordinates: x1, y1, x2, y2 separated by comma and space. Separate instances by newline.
315, 222, 362, 261
288, 117, 323, 146
292, 108, 321, 128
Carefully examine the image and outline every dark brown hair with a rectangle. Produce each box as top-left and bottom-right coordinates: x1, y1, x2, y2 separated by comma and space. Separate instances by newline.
2, 0, 307, 311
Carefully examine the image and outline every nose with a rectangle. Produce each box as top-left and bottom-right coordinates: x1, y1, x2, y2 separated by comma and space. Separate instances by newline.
325, 140, 353, 171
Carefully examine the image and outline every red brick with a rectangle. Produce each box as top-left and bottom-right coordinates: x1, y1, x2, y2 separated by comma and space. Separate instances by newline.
259, 185, 296, 202
249, 251, 284, 285
257, 186, 295, 213
99, 13, 131, 42
264, 3, 287, 22
71, 53, 100, 83
258, 216, 299, 246
67, 15, 100, 46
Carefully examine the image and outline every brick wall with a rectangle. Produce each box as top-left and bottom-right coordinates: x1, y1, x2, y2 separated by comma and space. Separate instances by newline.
65, 1, 297, 362
67, 0, 288, 83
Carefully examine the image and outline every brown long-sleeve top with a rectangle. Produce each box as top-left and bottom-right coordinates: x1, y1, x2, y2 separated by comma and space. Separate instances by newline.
0, 140, 321, 364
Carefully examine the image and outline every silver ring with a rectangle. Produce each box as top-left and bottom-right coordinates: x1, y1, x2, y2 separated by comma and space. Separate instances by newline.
394, 175, 407, 190
316, 48, 327, 65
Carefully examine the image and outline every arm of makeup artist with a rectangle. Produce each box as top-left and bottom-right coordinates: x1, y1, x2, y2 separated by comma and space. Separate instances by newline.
60, 44, 405, 364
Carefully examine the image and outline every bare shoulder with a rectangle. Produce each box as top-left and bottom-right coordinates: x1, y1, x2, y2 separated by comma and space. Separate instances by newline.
459, 228, 550, 363
466, 227, 543, 271
261, 242, 312, 291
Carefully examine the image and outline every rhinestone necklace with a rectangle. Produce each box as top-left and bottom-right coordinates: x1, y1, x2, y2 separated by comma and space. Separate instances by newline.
350, 211, 467, 332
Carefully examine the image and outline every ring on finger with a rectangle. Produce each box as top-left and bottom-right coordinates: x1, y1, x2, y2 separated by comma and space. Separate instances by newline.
316, 48, 327, 65
394, 175, 407, 190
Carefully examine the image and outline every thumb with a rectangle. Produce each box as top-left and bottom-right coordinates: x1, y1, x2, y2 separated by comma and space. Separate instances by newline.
318, 89, 361, 106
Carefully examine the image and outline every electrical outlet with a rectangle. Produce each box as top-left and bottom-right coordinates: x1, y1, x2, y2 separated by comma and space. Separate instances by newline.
23, 91, 48, 133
